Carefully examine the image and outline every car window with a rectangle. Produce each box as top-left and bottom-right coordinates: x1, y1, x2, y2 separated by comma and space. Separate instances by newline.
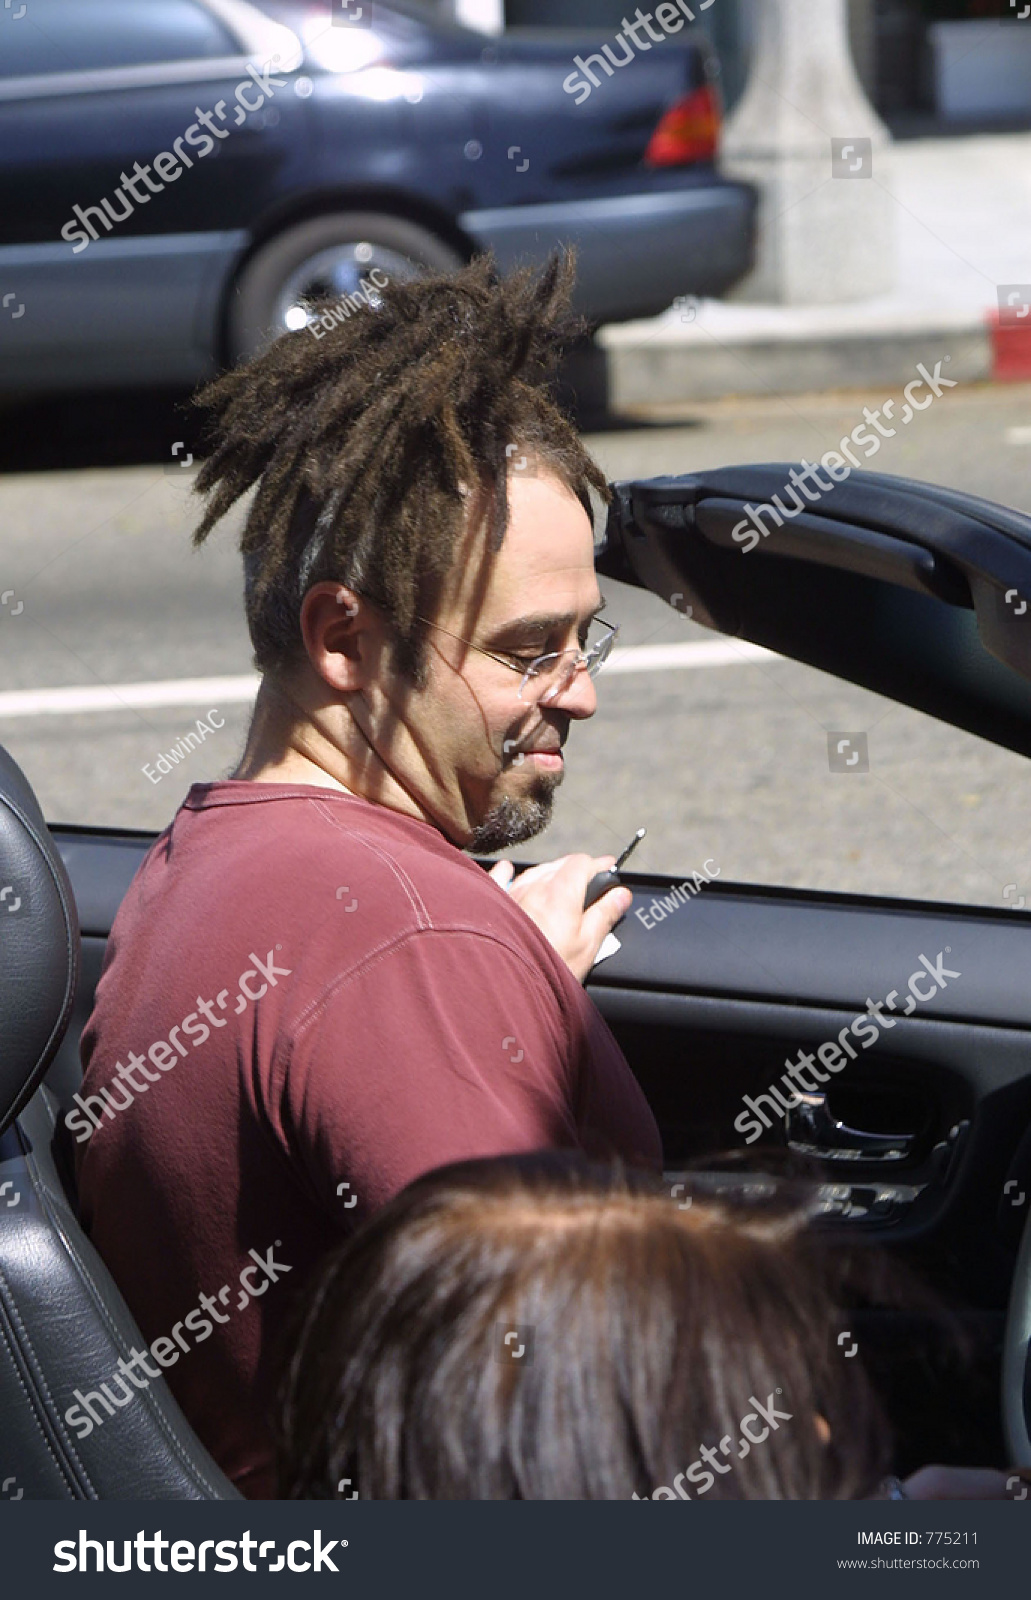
0, 0, 238, 80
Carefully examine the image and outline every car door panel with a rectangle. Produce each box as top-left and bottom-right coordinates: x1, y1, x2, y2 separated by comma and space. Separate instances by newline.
589, 877, 1031, 1027
0, 231, 246, 386
587, 875, 1031, 1280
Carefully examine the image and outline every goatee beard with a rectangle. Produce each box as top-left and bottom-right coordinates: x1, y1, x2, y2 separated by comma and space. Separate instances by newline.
467, 774, 561, 854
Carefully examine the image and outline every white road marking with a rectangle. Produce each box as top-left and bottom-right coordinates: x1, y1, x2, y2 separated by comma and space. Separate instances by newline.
0, 675, 260, 719
0, 641, 782, 720
604, 640, 780, 675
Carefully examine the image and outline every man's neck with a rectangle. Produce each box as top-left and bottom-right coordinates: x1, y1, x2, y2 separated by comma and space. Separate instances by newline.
232, 676, 452, 837
231, 745, 354, 794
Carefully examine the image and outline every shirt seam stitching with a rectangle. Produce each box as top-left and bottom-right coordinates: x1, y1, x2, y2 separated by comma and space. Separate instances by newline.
309, 796, 432, 927
289, 925, 567, 1045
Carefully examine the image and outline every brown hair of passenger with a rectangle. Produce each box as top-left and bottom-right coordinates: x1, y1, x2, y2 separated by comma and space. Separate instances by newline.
275, 1152, 894, 1500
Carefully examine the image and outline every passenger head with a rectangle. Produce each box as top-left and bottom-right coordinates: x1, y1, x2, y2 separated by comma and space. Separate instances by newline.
191, 253, 609, 853
276, 1153, 892, 1500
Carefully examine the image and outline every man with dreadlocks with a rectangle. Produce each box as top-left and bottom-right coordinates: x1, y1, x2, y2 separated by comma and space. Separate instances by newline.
74, 253, 662, 1496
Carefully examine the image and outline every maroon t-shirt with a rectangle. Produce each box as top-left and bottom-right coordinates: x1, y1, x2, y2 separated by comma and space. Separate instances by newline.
74, 782, 662, 1497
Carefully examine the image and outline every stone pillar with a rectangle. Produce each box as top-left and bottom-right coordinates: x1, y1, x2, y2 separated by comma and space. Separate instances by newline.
721, 0, 895, 304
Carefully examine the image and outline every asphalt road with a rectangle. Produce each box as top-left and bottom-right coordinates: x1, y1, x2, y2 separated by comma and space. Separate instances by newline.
3, 379, 1031, 912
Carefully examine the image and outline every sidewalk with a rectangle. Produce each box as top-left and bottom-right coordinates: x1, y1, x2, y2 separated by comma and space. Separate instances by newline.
600, 132, 1031, 408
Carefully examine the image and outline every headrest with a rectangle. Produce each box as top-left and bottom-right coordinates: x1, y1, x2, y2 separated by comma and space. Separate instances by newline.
0, 744, 79, 1135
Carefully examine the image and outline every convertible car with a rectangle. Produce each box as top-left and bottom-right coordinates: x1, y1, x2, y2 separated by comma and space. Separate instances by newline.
3, 462, 1031, 1497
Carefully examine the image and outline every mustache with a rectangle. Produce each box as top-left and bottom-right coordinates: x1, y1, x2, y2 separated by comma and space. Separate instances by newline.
502, 722, 568, 761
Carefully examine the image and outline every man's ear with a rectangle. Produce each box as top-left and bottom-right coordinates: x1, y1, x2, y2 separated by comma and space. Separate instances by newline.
300, 583, 374, 692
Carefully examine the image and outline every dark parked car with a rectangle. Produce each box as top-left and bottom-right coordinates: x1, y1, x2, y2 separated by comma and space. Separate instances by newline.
0, 0, 754, 394
3, 463, 1031, 1496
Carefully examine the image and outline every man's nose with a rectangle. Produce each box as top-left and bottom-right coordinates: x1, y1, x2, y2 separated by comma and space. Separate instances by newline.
547, 660, 597, 718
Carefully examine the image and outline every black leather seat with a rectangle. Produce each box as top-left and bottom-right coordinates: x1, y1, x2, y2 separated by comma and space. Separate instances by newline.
0, 743, 241, 1499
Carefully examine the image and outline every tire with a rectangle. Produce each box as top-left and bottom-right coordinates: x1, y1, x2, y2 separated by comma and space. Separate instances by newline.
227, 212, 465, 363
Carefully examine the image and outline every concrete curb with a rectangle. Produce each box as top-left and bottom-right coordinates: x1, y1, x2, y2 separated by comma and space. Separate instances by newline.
599, 307, 1001, 407
598, 307, 1005, 406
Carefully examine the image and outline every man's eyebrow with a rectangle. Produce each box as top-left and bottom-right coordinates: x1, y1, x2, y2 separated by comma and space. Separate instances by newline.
488, 597, 607, 639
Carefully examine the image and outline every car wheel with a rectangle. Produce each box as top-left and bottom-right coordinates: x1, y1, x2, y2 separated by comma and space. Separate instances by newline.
227, 213, 466, 362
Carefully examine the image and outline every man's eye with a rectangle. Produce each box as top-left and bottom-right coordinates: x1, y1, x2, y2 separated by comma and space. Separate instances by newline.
508, 652, 542, 667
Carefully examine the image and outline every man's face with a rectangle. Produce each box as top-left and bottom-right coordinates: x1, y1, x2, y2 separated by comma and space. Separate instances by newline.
363, 465, 604, 850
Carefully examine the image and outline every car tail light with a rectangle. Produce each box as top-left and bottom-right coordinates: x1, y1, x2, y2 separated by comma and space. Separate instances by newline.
644, 83, 721, 167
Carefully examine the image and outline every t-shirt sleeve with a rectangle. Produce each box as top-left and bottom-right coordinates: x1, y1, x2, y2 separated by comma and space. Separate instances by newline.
272, 928, 586, 1217
571, 990, 665, 1173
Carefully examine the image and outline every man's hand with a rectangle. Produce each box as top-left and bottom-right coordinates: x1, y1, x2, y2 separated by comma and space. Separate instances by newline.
489, 854, 632, 984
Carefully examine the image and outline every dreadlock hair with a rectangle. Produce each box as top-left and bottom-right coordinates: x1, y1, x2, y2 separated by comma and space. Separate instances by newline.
191, 250, 609, 686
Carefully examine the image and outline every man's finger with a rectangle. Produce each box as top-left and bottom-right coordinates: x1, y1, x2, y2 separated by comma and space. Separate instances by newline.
510, 857, 566, 889
585, 884, 633, 931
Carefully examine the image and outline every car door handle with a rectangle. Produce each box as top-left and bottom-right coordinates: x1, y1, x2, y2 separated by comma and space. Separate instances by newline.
785, 1093, 915, 1162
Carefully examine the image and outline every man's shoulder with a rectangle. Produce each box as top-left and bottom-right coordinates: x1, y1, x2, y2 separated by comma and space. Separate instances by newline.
180, 780, 458, 867
162, 781, 559, 970
180, 781, 490, 899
